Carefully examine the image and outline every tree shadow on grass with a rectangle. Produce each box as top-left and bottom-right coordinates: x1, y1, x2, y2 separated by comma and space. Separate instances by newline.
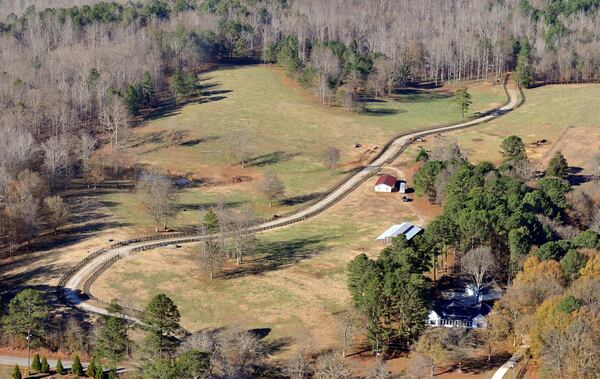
144, 88, 230, 122
565, 166, 597, 186
179, 135, 220, 146
360, 108, 405, 116
392, 88, 453, 103
245, 151, 301, 167
203, 89, 233, 97
458, 352, 512, 374
280, 192, 324, 206
219, 236, 330, 279
176, 199, 246, 213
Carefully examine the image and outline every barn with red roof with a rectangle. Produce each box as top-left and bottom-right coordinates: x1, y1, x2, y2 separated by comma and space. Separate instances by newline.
374, 174, 397, 192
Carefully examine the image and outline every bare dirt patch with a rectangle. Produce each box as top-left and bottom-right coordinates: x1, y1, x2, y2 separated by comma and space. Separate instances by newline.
531, 126, 600, 173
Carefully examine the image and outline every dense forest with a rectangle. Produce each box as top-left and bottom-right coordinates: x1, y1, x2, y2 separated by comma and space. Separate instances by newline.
1, 0, 600, 248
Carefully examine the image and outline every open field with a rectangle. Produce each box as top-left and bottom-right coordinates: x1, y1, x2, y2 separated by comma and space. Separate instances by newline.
406, 84, 600, 168
92, 65, 506, 233
91, 153, 441, 357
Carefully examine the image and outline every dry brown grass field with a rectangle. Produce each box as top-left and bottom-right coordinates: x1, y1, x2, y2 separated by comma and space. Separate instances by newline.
91, 152, 441, 358
91, 64, 506, 234
405, 83, 600, 171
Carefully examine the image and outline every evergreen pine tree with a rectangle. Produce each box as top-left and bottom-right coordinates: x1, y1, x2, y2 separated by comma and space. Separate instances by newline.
71, 354, 84, 377
124, 84, 142, 115
87, 357, 97, 377
141, 71, 156, 107
41, 356, 50, 373
12, 365, 21, 379
95, 363, 104, 379
546, 151, 568, 178
515, 39, 534, 87
454, 87, 472, 119
56, 358, 64, 375
31, 353, 41, 372
203, 210, 218, 232
170, 68, 187, 100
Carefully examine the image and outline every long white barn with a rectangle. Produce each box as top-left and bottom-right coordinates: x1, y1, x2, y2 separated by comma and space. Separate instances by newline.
376, 222, 423, 245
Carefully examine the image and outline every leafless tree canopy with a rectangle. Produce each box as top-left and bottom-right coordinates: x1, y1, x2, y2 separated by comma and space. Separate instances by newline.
257, 169, 285, 207
136, 172, 178, 232
314, 351, 353, 379
461, 246, 497, 299
322, 146, 341, 176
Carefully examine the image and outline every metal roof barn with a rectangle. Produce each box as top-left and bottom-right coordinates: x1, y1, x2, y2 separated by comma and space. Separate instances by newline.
376, 222, 423, 244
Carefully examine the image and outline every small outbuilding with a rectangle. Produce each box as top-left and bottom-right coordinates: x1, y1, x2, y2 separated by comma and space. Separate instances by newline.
376, 222, 423, 245
374, 174, 397, 193
399, 181, 407, 194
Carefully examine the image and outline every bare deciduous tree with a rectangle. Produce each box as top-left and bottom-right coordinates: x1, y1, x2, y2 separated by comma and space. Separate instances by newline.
368, 358, 390, 379
77, 132, 97, 175
514, 159, 536, 181
314, 351, 352, 379
406, 353, 432, 379
229, 205, 258, 264
43, 195, 70, 233
322, 146, 341, 176
461, 246, 497, 301
100, 98, 129, 177
286, 348, 313, 379
311, 45, 341, 104
41, 134, 71, 187
227, 130, 252, 168
340, 308, 363, 358
137, 173, 178, 232
541, 319, 599, 379
198, 224, 224, 279
429, 141, 466, 162
0, 126, 37, 176
218, 328, 266, 378
257, 169, 285, 207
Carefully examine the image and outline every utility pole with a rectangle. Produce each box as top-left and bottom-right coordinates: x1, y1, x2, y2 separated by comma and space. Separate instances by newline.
26, 329, 31, 370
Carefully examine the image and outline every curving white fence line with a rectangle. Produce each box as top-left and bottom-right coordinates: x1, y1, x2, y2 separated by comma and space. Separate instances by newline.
58, 78, 522, 327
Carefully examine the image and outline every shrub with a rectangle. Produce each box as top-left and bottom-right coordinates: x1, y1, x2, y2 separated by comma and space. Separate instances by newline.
56, 358, 64, 375
87, 357, 96, 377
536, 240, 571, 261
560, 249, 588, 281
31, 353, 41, 372
41, 356, 50, 373
95, 363, 104, 379
12, 365, 21, 379
71, 354, 84, 376
571, 229, 600, 249
557, 295, 582, 314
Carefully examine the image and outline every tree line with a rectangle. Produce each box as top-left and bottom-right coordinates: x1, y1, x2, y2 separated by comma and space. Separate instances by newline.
3, 287, 397, 378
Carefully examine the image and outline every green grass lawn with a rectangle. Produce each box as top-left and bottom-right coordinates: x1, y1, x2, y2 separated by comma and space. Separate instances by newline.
96, 64, 506, 232
417, 83, 600, 164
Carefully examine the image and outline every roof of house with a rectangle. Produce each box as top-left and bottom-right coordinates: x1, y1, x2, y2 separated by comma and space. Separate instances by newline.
375, 174, 397, 187
376, 222, 423, 241
431, 285, 501, 321
431, 299, 493, 321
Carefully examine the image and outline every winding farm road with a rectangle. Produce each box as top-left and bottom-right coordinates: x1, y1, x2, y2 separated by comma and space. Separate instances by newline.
62, 80, 521, 323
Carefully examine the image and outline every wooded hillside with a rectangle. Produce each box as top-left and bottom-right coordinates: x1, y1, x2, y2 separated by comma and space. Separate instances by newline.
0, 0, 599, 250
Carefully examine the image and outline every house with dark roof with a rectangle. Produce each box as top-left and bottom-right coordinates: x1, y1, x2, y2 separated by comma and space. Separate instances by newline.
427, 283, 502, 329
374, 174, 397, 192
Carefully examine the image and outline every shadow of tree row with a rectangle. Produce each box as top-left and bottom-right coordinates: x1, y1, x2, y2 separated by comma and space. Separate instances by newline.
220, 235, 331, 279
